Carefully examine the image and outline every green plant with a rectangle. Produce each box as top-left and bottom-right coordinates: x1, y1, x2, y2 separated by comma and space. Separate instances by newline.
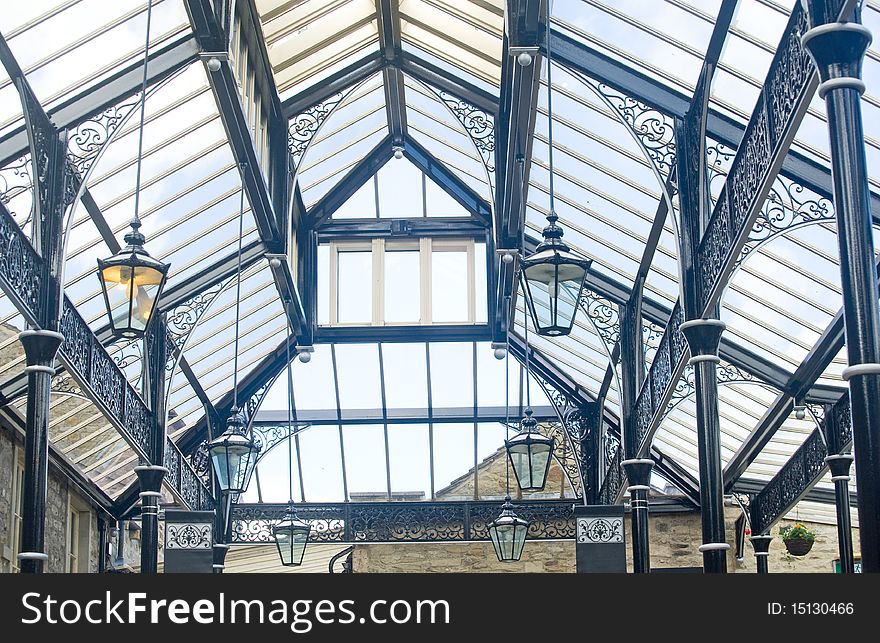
780, 523, 815, 542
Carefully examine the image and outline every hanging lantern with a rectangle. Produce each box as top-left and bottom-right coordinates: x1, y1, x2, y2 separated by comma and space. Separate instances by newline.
97, 222, 169, 339
520, 214, 591, 337
208, 408, 260, 494
506, 408, 555, 491
273, 505, 311, 567
488, 497, 529, 562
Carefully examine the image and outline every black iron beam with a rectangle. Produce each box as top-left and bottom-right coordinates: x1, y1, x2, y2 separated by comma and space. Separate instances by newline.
316, 325, 493, 344
316, 217, 488, 240
0, 35, 199, 167
281, 52, 386, 118
377, 0, 407, 143
252, 405, 557, 425
548, 26, 880, 226
398, 51, 498, 114
308, 134, 393, 225
403, 136, 492, 223
493, 0, 543, 342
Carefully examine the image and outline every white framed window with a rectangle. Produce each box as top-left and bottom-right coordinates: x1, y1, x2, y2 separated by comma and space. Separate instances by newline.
322, 238, 486, 326
10, 448, 24, 573
66, 496, 91, 574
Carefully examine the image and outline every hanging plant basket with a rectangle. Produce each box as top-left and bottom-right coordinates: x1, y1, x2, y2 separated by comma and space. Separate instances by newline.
783, 537, 814, 556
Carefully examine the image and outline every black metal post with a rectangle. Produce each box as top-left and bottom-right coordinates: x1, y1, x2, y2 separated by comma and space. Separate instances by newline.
826, 453, 855, 573
134, 465, 166, 574
622, 458, 654, 573
619, 294, 651, 570
134, 315, 169, 574
802, 1, 880, 572
750, 534, 773, 574
681, 319, 729, 573
17, 330, 65, 573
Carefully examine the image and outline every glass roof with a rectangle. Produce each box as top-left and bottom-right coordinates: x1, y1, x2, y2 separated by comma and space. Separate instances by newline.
0, 0, 874, 520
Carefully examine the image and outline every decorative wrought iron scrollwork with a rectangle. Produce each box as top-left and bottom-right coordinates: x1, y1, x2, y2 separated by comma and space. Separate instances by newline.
230, 501, 575, 544
67, 94, 141, 177
438, 90, 495, 177
288, 93, 346, 170
163, 438, 214, 512
165, 278, 230, 349
107, 336, 144, 388
543, 420, 582, 498
750, 392, 850, 535
578, 288, 619, 349
251, 422, 308, 461
0, 155, 34, 232
0, 199, 42, 319
598, 434, 623, 506
588, 81, 677, 177
50, 374, 85, 398
57, 296, 154, 460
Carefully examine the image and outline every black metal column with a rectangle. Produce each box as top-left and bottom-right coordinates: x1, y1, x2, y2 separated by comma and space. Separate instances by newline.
134, 466, 166, 574
826, 453, 855, 573
681, 319, 729, 573
622, 458, 654, 573
750, 534, 773, 574
802, 1, 880, 572
17, 330, 65, 573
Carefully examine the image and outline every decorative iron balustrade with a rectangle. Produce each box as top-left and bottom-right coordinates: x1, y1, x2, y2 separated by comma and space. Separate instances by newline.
0, 199, 43, 319
626, 1, 836, 480
230, 500, 576, 544
57, 296, 153, 461
164, 436, 214, 512
598, 432, 623, 505
0, 155, 34, 233
750, 393, 851, 535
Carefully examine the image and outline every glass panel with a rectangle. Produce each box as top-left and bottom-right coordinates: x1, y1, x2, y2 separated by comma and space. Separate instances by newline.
342, 425, 387, 497
428, 342, 474, 408
425, 177, 469, 217
337, 250, 372, 323
334, 344, 382, 411
381, 343, 428, 409
318, 244, 330, 325
432, 423, 475, 497
387, 423, 431, 499
291, 345, 338, 411
298, 425, 345, 502
376, 159, 424, 218
431, 250, 468, 322
384, 250, 421, 323
333, 177, 377, 219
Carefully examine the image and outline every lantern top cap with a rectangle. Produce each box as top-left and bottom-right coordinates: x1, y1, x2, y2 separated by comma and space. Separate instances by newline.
275, 505, 311, 531
520, 407, 537, 433
491, 499, 529, 527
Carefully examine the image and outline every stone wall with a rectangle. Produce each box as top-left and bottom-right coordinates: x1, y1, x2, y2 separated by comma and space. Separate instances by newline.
352, 540, 575, 573
351, 505, 859, 574
438, 445, 574, 500
0, 421, 102, 573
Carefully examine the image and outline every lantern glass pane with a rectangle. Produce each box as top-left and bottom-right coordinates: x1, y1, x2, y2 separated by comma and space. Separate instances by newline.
274, 525, 309, 566
527, 441, 552, 489
210, 442, 258, 493
99, 263, 164, 335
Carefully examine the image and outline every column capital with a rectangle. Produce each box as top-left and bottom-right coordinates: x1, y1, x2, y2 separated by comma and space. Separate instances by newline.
825, 453, 854, 478
18, 330, 65, 367
134, 465, 168, 494
621, 458, 654, 488
750, 534, 773, 555
680, 319, 725, 359
801, 20, 871, 98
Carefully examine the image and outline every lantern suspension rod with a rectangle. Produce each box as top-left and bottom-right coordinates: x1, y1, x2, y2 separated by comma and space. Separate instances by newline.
232, 164, 246, 411
132, 0, 154, 231
545, 10, 556, 219
286, 319, 294, 504
505, 294, 511, 497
